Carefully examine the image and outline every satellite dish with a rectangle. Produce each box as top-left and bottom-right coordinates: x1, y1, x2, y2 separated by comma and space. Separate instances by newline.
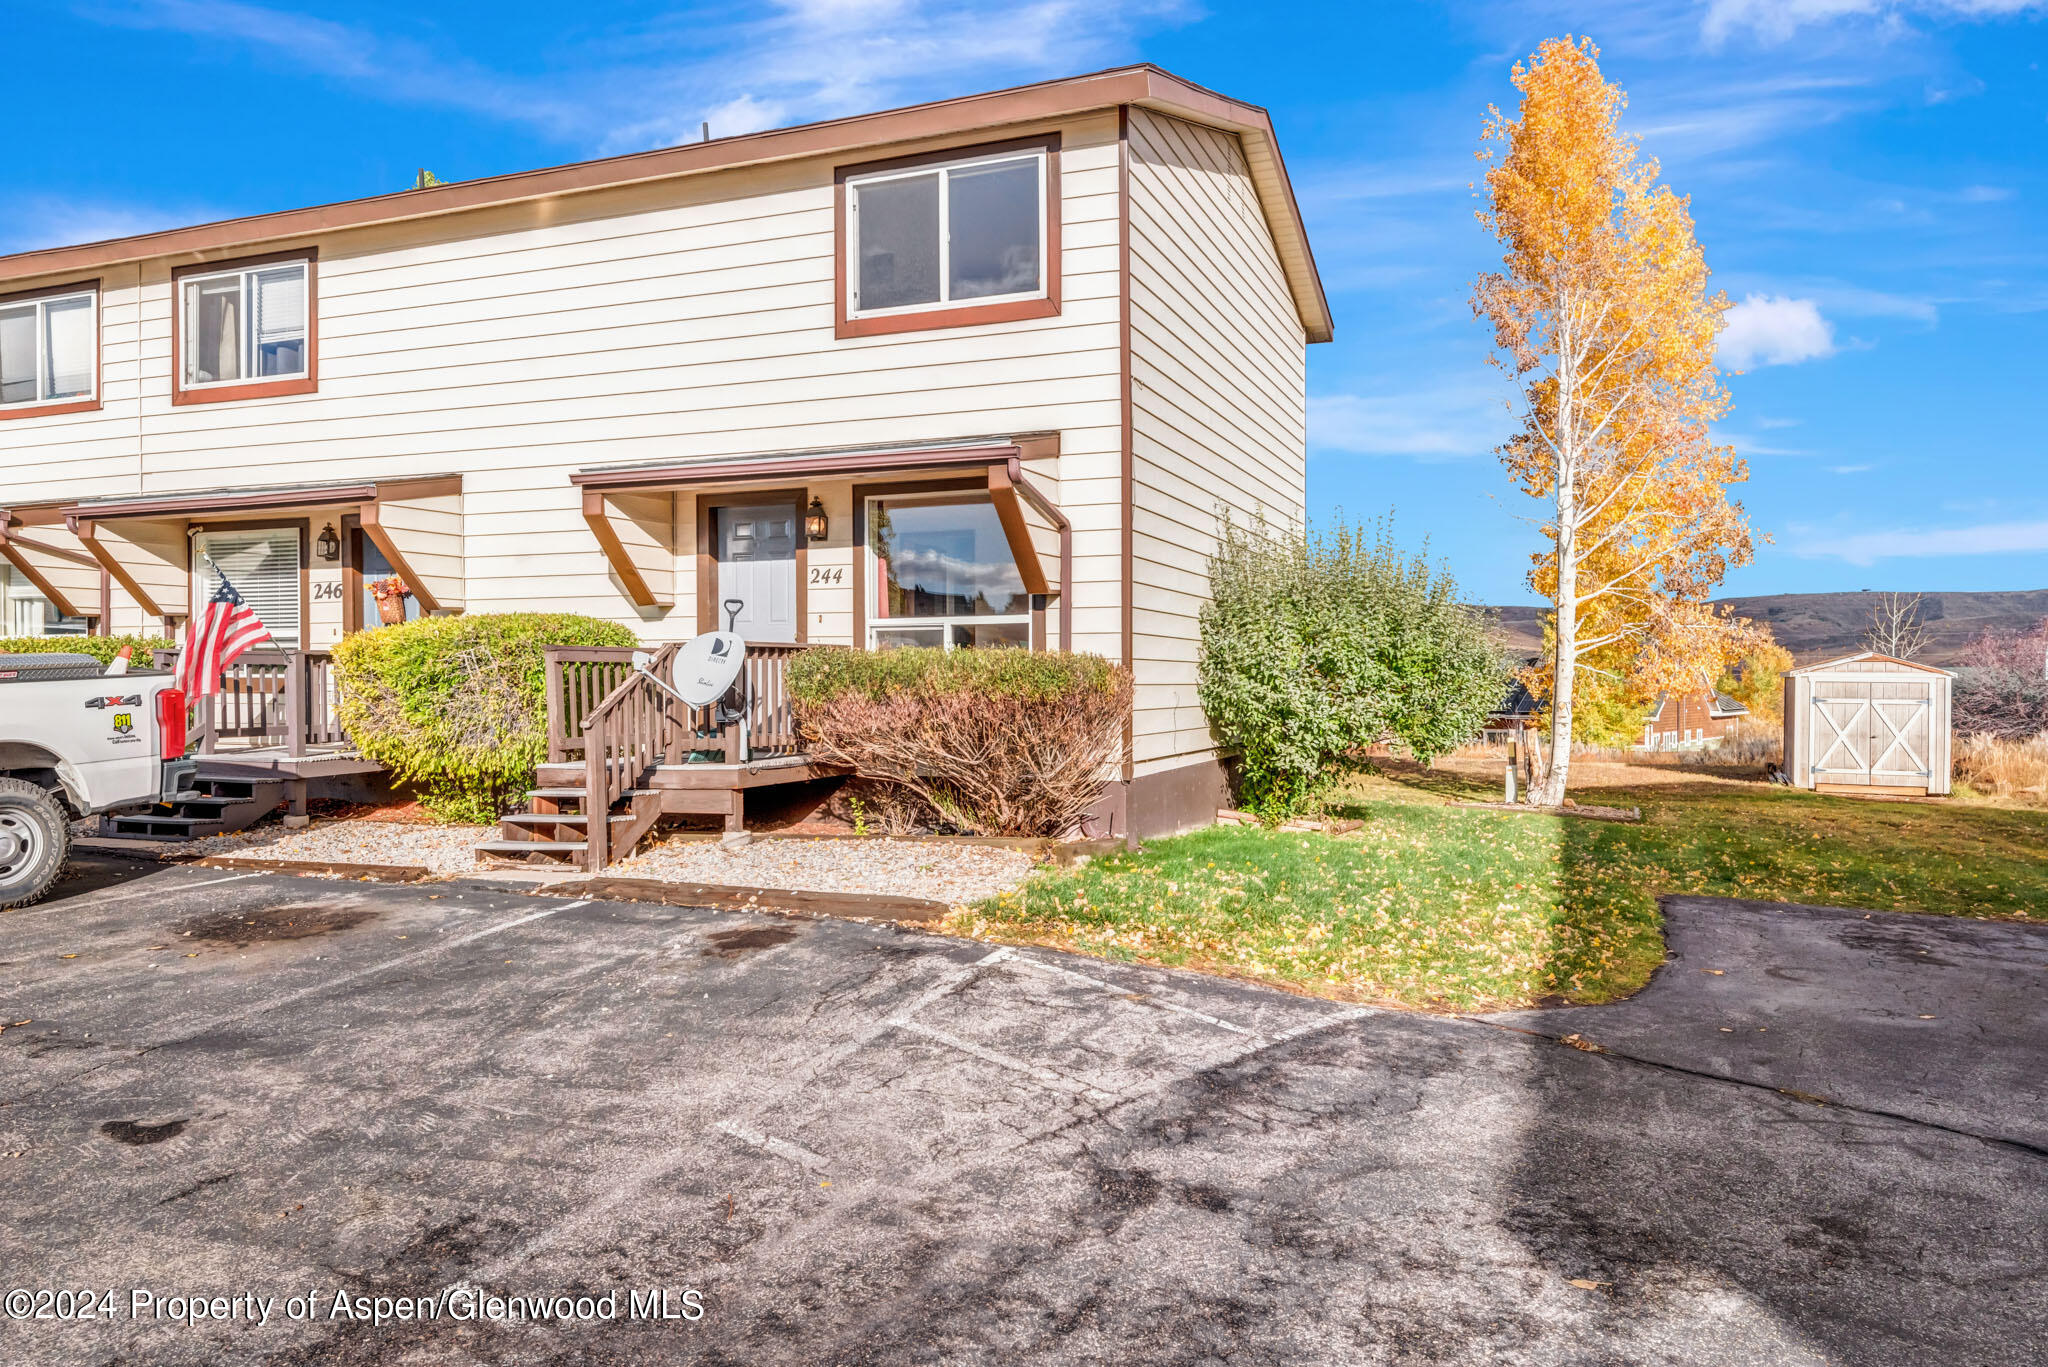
671, 631, 747, 707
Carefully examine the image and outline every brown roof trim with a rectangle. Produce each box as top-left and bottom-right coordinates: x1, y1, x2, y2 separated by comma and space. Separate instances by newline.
572, 444, 1021, 492
60, 474, 459, 520
0, 65, 1330, 343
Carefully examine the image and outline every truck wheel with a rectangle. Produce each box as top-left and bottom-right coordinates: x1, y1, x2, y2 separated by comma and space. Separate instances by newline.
0, 778, 70, 911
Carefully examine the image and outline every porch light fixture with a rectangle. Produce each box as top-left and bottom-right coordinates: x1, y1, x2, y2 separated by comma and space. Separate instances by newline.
316, 522, 341, 562
804, 498, 829, 542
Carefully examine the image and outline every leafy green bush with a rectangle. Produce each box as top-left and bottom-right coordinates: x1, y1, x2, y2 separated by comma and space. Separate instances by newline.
789, 645, 1120, 705
1199, 515, 1508, 816
790, 647, 1130, 837
331, 613, 637, 822
0, 635, 173, 666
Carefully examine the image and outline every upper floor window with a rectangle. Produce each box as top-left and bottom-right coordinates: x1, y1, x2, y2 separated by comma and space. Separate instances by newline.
174, 252, 317, 404
0, 283, 97, 419
837, 137, 1060, 339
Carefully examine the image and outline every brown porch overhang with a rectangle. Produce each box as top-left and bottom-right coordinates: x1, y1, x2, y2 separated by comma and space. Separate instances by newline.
569, 440, 1026, 493
572, 439, 1067, 632
0, 512, 102, 620
57, 475, 462, 621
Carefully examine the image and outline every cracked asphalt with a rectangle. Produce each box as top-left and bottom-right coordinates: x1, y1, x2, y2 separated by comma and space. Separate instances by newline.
2, 859, 2043, 1365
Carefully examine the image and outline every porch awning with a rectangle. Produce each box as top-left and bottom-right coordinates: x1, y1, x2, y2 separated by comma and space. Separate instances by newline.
55, 475, 464, 622
570, 438, 1067, 629
569, 438, 1030, 493
0, 513, 102, 621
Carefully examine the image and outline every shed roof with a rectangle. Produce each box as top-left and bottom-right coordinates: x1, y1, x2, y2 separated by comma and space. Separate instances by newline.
0, 65, 1332, 343
1784, 651, 1956, 677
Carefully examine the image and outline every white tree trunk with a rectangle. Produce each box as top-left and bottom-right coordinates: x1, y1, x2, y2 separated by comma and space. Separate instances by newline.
1537, 296, 1580, 807
1541, 483, 1578, 806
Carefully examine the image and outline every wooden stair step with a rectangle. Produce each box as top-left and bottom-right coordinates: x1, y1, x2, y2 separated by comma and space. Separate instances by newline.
103, 815, 229, 840
476, 839, 588, 856
500, 812, 640, 831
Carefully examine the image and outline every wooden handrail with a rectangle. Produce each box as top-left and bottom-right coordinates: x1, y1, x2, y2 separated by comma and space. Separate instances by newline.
580, 642, 685, 868
151, 647, 344, 756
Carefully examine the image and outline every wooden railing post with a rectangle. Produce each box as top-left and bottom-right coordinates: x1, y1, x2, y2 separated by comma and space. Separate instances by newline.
583, 709, 610, 872
544, 647, 568, 763
285, 652, 308, 757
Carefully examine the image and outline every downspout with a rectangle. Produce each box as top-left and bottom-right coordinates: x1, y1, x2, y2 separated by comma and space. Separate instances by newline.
1006, 456, 1071, 651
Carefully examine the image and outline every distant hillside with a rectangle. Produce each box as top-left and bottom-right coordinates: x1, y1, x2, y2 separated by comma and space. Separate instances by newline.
1489, 590, 2048, 667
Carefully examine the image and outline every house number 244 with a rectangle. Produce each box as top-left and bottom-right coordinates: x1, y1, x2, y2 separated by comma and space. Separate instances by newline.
807, 567, 845, 586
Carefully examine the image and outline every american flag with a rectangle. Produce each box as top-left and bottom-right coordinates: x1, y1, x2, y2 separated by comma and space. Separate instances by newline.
176, 570, 276, 698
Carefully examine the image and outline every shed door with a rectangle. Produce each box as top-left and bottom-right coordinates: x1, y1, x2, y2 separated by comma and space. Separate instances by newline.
1809, 684, 1871, 785
714, 503, 797, 641
1869, 682, 1935, 787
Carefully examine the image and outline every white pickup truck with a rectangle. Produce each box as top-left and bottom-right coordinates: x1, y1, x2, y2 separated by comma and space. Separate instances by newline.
0, 653, 195, 909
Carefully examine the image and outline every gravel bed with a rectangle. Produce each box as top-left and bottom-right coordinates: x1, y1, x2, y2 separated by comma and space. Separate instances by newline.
181, 819, 496, 876
179, 818, 1037, 902
611, 835, 1035, 905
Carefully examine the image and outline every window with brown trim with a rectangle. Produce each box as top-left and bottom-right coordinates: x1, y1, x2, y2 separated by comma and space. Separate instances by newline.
836, 135, 1060, 339
0, 279, 99, 420
172, 250, 317, 405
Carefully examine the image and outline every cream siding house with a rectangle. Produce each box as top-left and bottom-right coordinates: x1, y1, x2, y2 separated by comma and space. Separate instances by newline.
0, 67, 1331, 837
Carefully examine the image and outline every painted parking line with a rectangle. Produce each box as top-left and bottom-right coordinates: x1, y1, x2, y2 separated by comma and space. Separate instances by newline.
2, 871, 266, 920
1001, 953, 1257, 1035
892, 1018, 1124, 1105
715, 1120, 833, 1174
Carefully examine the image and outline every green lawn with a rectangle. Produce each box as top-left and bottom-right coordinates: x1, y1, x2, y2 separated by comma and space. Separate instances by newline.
950, 770, 2048, 1011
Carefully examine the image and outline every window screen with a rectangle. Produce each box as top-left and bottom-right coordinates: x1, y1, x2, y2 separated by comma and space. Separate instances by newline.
253, 266, 306, 377
0, 306, 32, 405
849, 151, 1042, 317
0, 290, 97, 406
43, 295, 94, 399
181, 260, 309, 388
195, 526, 301, 649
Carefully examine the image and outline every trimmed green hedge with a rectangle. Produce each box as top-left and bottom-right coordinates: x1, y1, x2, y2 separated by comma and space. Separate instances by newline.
788, 646, 1122, 705
331, 613, 637, 823
0, 635, 174, 666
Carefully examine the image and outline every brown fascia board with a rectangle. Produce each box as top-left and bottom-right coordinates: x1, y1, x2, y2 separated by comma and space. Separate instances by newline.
0, 66, 1331, 344
573, 444, 1023, 491
58, 474, 459, 520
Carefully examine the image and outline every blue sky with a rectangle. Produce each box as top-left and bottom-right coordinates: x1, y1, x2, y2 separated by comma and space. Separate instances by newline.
5, 0, 2045, 603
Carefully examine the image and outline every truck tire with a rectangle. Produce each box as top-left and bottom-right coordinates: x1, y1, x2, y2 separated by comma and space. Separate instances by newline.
0, 777, 70, 911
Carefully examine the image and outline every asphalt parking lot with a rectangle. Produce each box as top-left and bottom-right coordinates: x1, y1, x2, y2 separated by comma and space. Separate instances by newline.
2, 859, 2044, 1366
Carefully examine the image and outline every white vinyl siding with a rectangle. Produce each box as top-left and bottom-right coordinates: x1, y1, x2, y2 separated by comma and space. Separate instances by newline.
193, 526, 301, 649
1126, 108, 1309, 779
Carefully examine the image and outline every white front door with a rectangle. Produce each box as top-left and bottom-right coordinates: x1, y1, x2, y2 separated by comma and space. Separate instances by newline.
714, 502, 797, 641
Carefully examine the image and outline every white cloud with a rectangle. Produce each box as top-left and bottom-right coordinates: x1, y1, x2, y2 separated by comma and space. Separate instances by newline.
1793, 518, 2048, 564
0, 195, 228, 255
1308, 387, 1516, 462
1828, 463, 1875, 473
85, 0, 1193, 157
1702, 0, 2048, 46
1719, 294, 1838, 368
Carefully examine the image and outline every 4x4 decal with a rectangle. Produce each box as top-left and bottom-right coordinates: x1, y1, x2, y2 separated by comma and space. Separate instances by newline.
83, 694, 143, 710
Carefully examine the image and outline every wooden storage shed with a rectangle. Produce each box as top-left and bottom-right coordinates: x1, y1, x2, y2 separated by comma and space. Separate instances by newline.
1782, 652, 1954, 796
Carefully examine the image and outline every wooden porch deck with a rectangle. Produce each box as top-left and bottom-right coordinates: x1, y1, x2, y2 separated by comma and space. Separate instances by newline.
151, 647, 381, 777
480, 642, 834, 870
